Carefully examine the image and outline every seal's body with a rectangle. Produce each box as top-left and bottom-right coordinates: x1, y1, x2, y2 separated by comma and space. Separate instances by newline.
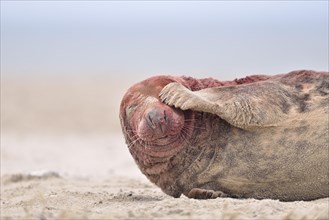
119, 70, 329, 201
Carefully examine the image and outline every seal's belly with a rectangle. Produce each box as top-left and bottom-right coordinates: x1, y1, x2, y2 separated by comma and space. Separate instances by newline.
185, 111, 329, 201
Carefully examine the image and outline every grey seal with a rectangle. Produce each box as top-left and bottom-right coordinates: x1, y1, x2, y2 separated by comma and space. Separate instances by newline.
119, 70, 329, 201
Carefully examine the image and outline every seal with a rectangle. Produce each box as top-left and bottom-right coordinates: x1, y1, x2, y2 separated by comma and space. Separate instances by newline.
119, 70, 329, 201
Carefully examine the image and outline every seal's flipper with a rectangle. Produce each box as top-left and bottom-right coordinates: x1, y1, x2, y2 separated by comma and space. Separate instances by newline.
187, 188, 227, 199
160, 81, 295, 129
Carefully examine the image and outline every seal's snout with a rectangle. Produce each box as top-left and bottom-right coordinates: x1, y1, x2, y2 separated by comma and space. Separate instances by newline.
135, 103, 186, 144
146, 108, 168, 133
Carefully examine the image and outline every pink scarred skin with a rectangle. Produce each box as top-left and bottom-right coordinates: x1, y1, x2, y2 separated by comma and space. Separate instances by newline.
120, 75, 269, 173
119, 70, 329, 201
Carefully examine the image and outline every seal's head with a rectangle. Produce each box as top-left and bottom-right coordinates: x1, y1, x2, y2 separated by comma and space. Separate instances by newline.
120, 76, 195, 176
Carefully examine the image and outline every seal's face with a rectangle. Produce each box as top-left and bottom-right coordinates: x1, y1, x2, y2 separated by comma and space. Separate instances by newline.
120, 76, 194, 175
132, 101, 185, 146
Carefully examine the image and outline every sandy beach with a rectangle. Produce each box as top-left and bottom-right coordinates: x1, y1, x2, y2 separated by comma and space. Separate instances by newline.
1, 172, 328, 220
1, 77, 328, 219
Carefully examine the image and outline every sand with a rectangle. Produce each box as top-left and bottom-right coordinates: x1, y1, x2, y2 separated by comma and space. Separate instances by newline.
1, 172, 328, 220
1, 77, 328, 219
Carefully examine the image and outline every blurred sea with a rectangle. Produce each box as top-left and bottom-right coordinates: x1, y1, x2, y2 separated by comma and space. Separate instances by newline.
1, 1, 328, 179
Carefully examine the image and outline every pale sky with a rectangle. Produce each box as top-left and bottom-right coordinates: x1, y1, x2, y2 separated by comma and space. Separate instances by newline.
1, 1, 328, 79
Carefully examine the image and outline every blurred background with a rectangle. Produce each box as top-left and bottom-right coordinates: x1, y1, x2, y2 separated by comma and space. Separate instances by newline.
1, 1, 328, 179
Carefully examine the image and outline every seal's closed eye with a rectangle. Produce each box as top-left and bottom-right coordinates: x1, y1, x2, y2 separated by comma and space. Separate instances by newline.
125, 104, 137, 117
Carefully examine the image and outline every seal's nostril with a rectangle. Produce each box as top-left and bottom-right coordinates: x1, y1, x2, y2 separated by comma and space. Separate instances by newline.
146, 108, 167, 131
149, 114, 153, 123
164, 110, 167, 121
146, 111, 155, 128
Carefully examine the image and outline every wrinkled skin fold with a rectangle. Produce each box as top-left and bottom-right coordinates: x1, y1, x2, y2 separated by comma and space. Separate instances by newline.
119, 70, 329, 201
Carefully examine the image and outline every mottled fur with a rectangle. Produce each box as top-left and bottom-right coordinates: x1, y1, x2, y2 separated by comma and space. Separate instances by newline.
120, 70, 329, 201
